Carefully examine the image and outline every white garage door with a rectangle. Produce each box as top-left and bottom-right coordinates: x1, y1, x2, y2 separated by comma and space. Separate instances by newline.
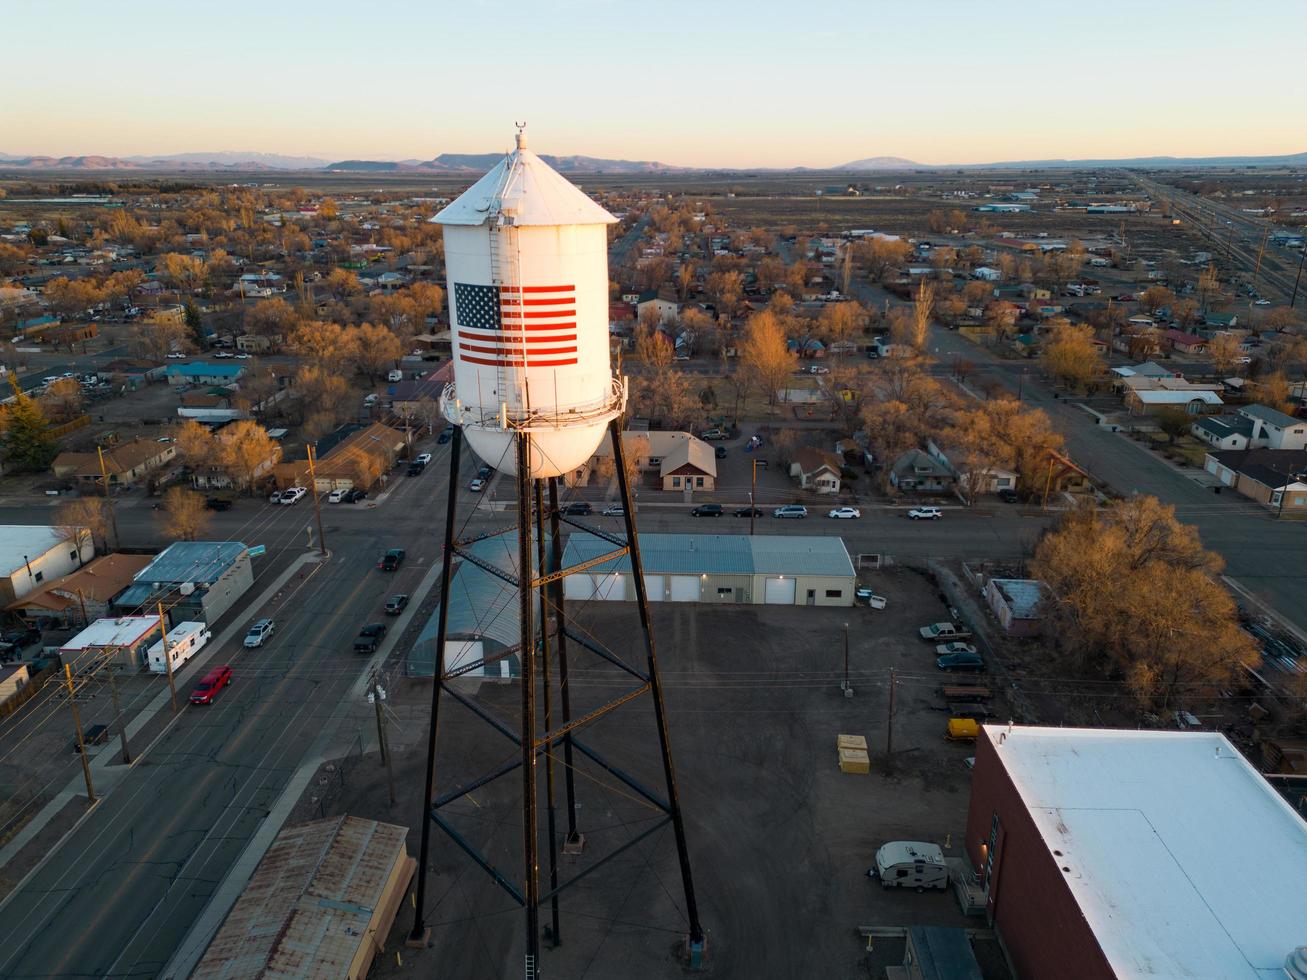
763, 577, 796, 605
593, 573, 626, 601
643, 575, 664, 601
669, 576, 700, 602
563, 574, 594, 601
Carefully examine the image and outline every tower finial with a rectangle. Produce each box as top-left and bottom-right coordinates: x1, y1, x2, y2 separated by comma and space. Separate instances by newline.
514, 121, 527, 150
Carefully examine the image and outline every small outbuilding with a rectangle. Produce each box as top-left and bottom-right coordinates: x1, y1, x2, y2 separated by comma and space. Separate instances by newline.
983, 577, 1045, 636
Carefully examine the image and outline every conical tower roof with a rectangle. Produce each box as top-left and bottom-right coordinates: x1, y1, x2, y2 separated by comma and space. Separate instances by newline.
433, 129, 616, 228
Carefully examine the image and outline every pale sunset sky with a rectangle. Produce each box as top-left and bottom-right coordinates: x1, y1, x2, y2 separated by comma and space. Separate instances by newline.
4, 0, 1305, 167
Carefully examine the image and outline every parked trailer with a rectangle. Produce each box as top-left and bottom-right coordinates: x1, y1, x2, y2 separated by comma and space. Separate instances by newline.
146, 622, 211, 674
940, 685, 991, 702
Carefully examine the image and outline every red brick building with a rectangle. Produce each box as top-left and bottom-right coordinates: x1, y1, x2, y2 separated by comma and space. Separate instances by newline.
965, 725, 1307, 980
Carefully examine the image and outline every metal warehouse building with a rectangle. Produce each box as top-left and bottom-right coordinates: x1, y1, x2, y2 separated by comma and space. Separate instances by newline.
561, 533, 856, 607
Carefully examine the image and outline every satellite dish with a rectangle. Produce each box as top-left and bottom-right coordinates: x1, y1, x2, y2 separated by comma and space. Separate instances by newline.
179, 582, 195, 595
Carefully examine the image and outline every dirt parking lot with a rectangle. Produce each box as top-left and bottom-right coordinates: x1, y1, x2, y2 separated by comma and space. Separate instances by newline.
317, 566, 1010, 979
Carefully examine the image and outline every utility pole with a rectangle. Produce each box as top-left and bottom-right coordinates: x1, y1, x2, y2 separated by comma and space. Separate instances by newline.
372, 677, 396, 806
96, 446, 119, 549
107, 664, 131, 765
305, 445, 328, 557
76, 588, 89, 629
157, 601, 177, 713
885, 667, 897, 770
750, 459, 759, 536
840, 622, 852, 698
1292, 239, 1306, 310
65, 665, 96, 804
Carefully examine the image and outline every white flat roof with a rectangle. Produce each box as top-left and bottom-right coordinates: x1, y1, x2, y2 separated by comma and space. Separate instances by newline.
986, 725, 1307, 979
62, 616, 159, 649
0, 525, 77, 575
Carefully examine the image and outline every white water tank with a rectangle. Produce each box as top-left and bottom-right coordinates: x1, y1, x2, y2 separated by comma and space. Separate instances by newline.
434, 129, 626, 478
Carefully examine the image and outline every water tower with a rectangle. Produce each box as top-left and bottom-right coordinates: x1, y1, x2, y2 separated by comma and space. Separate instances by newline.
409, 127, 706, 976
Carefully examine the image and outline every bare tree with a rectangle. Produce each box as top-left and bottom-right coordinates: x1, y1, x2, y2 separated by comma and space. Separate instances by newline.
160, 487, 211, 541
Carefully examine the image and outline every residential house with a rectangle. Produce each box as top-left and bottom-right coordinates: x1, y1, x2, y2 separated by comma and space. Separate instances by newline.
1238, 404, 1306, 450
52, 438, 177, 488
587, 431, 716, 490
1161, 329, 1206, 355
1110, 361, 1182, 386
100, 358, 166, 387
659, 438, 717, 492
165, 362, 245, 386
1192, 404, 1306, 452
0, 525, 95, 605
889, 449, 955, 493
236, 333, 280, 353
0, 664, 32, 709
191, 426, 280, 491
1126, 388, 1223, 415
790, 447, 843, 494
636, 292, 678, 325
984, 578, 1046, 637
1204, 311, 1239, 328
273, 422, 407, 492
926, 440, 1017, 501
1204, 449, 1307, 518
390, 363, 451, 430
5, 553, 154, 628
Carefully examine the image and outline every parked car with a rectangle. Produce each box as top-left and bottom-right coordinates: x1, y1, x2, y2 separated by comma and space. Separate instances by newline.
919, 622, 973, 642
437, 429, 453, 444
715, 445, 728, 459
827, 507, 861, 519
2, 626, 43, 651
268, 490, 283, 504
772, 505, 808, 519
935, 641, 978, 656
734, 506, 763, 518
808, 365, 830, 375
281, 486, 307, 505
562, 501, 593, 516
691, 503, 723, 517
602, 503, 625, 517
345, 488, 367, 503
205, 496, 233, 511
415, 453, 432, 466
385, 594, 409, 615
468, 478, 486, 492
328, 489, 347, 503
379, 548, 406, 571
700, 428, 728, 441
190, 665, 233, 704
996, 488, 1019, 504
243, 618, 275, 648
477, 464, 492, 479
354, 622, 388, 653
70, 723, 110, 753
387, 369, 403, 382
907, 507, 942, 520
407, 463, 425, 477
936, 651, 985, 672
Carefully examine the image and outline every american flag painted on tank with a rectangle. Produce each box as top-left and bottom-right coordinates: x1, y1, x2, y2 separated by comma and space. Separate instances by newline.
453, 281, 578, 367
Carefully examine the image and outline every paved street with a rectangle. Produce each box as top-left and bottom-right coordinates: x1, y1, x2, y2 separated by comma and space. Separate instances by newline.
0, 436, 462, 978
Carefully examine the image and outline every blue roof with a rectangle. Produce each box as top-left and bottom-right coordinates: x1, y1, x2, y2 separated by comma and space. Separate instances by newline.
135, 541, 249, 585
562, 532, 854, 578
166, 362, 244, 378
992, 578, 1045, 619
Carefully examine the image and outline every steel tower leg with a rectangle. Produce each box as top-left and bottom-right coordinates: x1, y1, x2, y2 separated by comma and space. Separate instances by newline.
546, 477, 581, 845
516, 433, 542, 973
534, 479, 563, 947
408, 425, 463, 947
608, 419, 705, 947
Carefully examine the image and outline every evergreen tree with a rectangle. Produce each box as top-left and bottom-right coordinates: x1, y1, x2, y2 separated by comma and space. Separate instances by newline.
184, 300, 205, 349
2, 393, 57, 472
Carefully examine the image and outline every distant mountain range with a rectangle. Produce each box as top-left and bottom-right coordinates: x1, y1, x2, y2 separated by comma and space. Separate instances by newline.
840, 151, 1307, 170
3, 148, 1305, 174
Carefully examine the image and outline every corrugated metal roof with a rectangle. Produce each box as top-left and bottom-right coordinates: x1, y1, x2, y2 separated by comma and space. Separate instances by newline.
134, 541, 247, 585
992, 578, 1045, 619
434, 133, 616, 228
193, 815, 408, 980
408, 533, 538, 676
562, 532, 854, 578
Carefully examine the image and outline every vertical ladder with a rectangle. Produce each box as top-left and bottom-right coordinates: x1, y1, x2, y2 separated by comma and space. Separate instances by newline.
524, 954, 537, 980
488, 220, 511, 415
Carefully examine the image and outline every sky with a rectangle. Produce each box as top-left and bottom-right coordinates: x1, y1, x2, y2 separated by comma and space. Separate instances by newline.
5, 0, 1306, 168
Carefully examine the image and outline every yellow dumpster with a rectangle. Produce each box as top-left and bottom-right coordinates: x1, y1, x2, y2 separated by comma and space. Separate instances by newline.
946, 717, 980, 742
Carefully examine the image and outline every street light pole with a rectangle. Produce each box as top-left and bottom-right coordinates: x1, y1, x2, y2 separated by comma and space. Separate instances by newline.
1291, 239, 1306, 310
305, 445, 328, 558
750, 459, 758, 536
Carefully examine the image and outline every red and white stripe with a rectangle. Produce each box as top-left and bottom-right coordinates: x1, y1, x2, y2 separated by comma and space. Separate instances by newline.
458, 284, 578, 367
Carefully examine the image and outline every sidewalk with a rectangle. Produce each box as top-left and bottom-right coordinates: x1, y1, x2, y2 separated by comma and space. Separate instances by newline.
0, 548, 326, 893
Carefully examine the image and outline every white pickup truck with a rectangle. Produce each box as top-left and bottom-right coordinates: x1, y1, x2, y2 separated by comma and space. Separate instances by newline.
918, 622, 973, 642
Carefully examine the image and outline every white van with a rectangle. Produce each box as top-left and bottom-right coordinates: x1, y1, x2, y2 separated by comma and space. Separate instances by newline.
145, 622, 212, 675
869, 841, 949, 891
